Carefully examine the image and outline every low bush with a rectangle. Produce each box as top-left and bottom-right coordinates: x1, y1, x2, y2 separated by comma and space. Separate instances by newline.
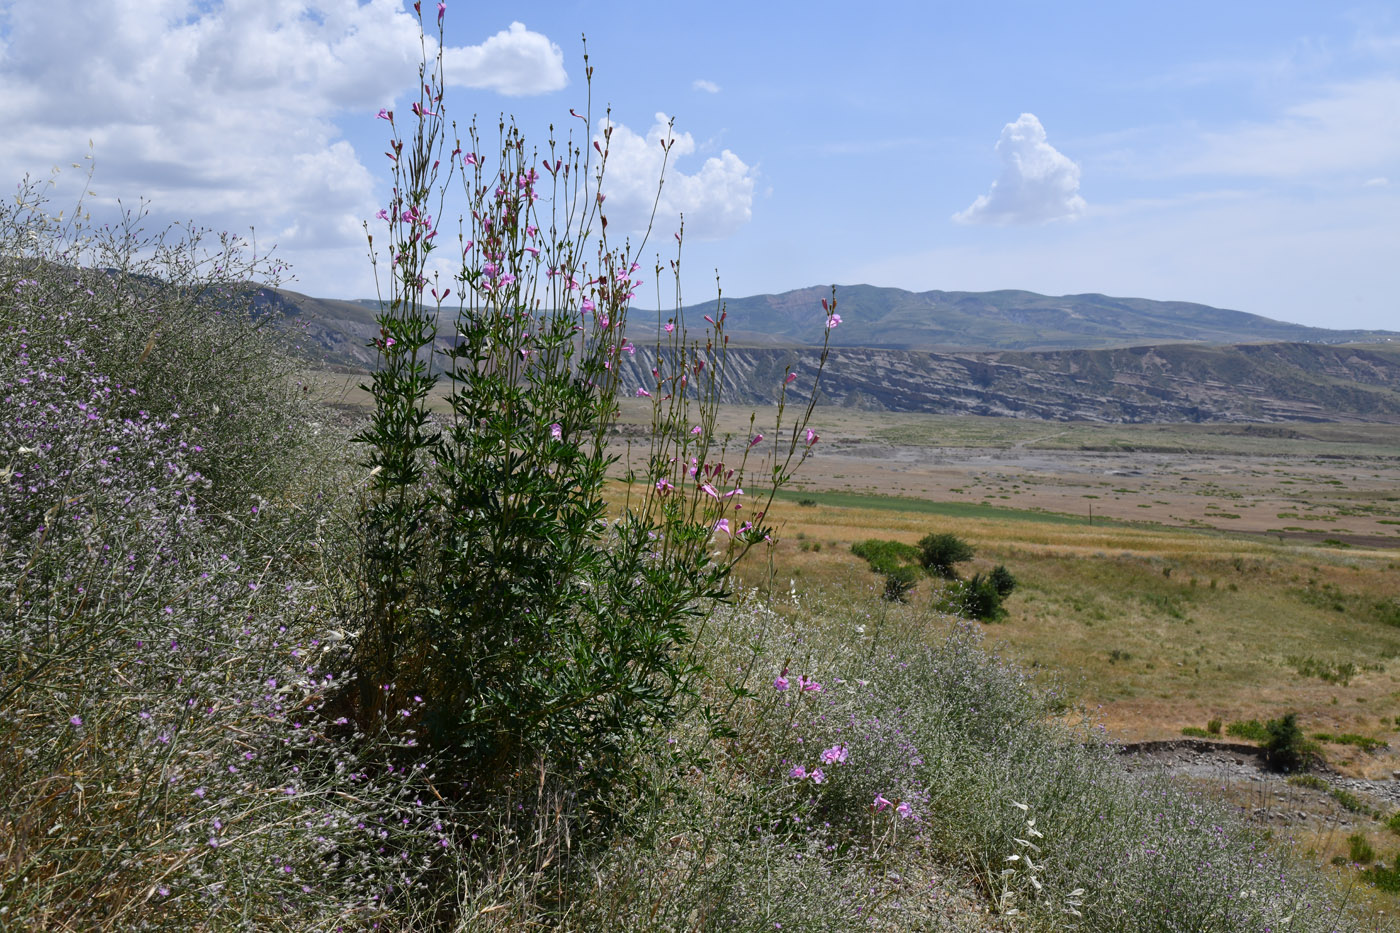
917, 531, 974, 578
1349, 833, 1377, 864
935, 572, 1009, 622
850, 538, 921, 576
1313, 732, 1388, 752
882, 566, 919, 602
988, 563, 1017, 597
1226, 719, 1270, 742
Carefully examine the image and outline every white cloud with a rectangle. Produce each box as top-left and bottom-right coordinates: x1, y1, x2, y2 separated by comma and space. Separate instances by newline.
1176, 79, 1400, 178
954, 113, 1086, 225
596, 114, 756, 240
0, 1, 568, 296
1365, 176, 1391, 187
443, 22, 567, 96
693, 78, 721, 94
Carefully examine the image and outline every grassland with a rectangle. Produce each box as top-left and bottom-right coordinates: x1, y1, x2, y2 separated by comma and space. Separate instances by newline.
312, 376, 1400, 755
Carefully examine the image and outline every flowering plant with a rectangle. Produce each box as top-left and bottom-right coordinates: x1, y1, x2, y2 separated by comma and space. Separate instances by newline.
351, 6, 838, 793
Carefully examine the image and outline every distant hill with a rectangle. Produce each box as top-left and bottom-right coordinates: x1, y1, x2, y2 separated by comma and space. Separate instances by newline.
254, 283, 1398, 365
685, 285, 1399, 351
612, 341, 1400, 423
255, 284, 1400, 423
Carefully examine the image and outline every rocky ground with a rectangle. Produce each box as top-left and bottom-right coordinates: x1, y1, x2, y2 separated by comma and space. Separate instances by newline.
1123, 739, 1400, 837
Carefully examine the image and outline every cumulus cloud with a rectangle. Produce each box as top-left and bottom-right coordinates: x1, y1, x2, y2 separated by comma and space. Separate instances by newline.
693, 79, 721, 93
954, 113, 1086, 225
443, 22, 567, 96
0, 1, 568, 295
596, 114, 756, 240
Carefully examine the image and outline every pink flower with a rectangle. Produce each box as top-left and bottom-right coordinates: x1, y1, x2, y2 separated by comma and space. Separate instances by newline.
820, 744, 848, 765
789, 766, 807, 780
690, 425, 702, 435
873, 793, 892, 812
774, 674, 789, 692
636, 387, 651, 397
655, 478, 674, 495
665, 322, 675, 333
810, 768, 826, 785
798, 675, 822, 693
700, 482, 719, 499
749, 433, 763, 447
713, 518, 731, 536
896, 801, 914, 819
376, 108, 392, 121
805, 428, 819, 447
69, 715, 82, 727
437, 1, 445, 23
826, 313, 842, 329
785, 372, 798, 385
550, 423, 562, 440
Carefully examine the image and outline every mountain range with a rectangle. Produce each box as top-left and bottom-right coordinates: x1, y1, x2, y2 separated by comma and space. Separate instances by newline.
258, 284, 1400, 423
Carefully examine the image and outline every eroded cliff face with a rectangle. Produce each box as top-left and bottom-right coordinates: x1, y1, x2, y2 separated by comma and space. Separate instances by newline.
613, 343, 1400, 423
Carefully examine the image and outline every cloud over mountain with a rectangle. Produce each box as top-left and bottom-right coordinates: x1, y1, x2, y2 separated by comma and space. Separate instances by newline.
954, 113, 1086, 225
596, 113, 756, 240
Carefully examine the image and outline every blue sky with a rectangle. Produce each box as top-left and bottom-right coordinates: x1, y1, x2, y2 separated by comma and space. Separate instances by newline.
2, 0, 1398, 329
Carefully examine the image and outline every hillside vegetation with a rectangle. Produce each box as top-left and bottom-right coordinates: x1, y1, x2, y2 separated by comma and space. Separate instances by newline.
2, 26, 1391, 933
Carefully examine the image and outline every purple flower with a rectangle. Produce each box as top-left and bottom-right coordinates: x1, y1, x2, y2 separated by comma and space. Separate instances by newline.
773, 674, 789, 692
873, 793, 892, 812
826, 313, 842, 329
810, 768, 826, 785
550, 423, 563, 441
819, 744, 848, 765
896, 801, 914, 819
788, 766, 807, 780
69, 715, 82, 727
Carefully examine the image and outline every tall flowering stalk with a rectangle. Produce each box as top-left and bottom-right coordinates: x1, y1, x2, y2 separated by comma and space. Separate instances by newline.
352, 6, 836, 794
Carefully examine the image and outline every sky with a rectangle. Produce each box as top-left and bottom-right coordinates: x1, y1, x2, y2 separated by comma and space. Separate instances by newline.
1, 1, 1398, 330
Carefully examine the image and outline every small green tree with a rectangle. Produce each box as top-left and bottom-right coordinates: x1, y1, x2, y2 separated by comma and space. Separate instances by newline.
989, 564, 1017, 597
1264, 712, 1311, 772
918, 532, 974, 578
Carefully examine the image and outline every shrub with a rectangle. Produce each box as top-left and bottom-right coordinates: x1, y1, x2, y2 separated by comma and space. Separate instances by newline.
935, 572, 1008, 622
988, 563, 1017, 597
1226, 719, 1270, 742
850, 538, 921, 576
917, 532, 974, 578
1207, 717, 1223, 735
882, 566, 919, 602
1348, 833, 1377, 864
1263, 712, 1311, 772
1312, 732, 1387, 752
1182, 726, 1211, 738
